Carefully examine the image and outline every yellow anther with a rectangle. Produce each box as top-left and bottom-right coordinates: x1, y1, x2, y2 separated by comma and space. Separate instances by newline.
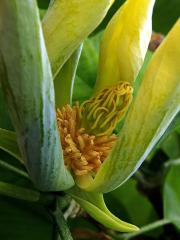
57, 104, 117, 176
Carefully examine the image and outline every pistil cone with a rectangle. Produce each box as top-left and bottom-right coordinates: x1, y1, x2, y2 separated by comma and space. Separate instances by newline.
57, 104, 116, 176
80, 82, 133, 136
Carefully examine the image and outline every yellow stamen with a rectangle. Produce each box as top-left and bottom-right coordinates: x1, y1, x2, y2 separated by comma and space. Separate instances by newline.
57, 104, 116, 176
80, 82, 133, 136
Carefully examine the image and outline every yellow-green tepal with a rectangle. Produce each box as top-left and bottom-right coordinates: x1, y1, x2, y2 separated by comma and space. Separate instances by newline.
79, 19, 180, 193
95, 0, 155, 93
43, 0, 115, 77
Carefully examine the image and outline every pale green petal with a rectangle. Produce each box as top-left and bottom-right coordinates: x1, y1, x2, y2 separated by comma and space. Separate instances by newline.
0, 0, 74, 191
68, 186, 139, 232
94, 0, 155, 93
78, 19, 180, 192
43, 0, 114, 77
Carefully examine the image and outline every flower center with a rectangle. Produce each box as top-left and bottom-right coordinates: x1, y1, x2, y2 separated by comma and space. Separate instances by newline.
57, 82, 133, 177
80, 82, 133, 136
57, 104, 116, 176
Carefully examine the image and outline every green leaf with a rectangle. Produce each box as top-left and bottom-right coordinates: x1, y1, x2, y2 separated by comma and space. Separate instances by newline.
0, 0, 74, 191
0, 150, 53, 239
37, 0, 50, 9
164, 165, 180, 229
73, 33, 101, 103
54, 44, 83, 108
161, 132, 180, 159
0, 90, 13, 129
76, 33, 101, 88
105, 179, 158, 227
0, 128, 22, 163
153, 0, 180, 34
68, 186, 139, 232
0, 196, 53, 240
73, 76, 93, 104
0, 181, 40, 202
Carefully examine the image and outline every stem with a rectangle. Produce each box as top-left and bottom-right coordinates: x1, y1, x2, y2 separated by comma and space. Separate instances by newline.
164, 158, 180, 168
135, 171, 155, 188
115, 219, 171, 240
51, 203, 73, 240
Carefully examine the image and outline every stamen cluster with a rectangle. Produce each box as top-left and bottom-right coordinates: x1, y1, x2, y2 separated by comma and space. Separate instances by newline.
57, 105, 116, 176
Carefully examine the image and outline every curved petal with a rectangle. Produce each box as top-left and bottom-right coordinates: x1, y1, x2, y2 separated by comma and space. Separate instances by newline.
68, 186, 139, 232
78, 19, 180, 192
94, 0, 155, 93
43, 0, 114, 77
0, 0, 74, 191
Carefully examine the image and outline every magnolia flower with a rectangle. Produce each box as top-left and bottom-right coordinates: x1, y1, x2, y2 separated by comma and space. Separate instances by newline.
0, 0, 179, 233
54, 0, 180, 231
56, 0, 156, 187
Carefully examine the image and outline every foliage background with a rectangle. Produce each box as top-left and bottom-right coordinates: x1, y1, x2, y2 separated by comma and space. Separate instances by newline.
0, 0, 179, 239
